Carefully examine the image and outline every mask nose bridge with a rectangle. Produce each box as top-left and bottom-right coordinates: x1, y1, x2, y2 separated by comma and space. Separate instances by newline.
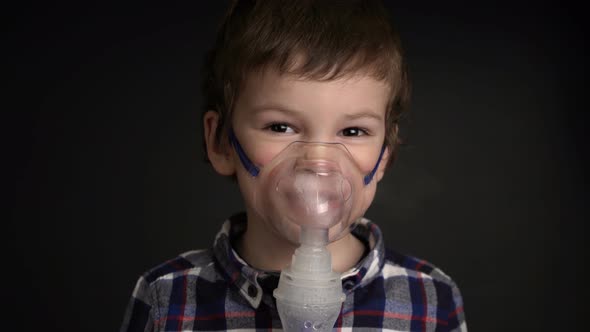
293, 143, 342, 175
299, 142, 333, 161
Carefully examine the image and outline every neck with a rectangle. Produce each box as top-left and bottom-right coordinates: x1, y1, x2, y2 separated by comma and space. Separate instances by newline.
236, 211, 366, 273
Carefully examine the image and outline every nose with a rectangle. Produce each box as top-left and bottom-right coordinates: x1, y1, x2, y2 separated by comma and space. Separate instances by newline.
294, 143, 342, 174
303, 143, 331, 161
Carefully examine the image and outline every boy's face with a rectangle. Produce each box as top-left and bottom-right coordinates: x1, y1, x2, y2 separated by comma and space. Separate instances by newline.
208, 68, 391, 244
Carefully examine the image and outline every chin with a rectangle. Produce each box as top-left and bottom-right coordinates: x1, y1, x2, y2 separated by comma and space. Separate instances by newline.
271, 219, 360, 246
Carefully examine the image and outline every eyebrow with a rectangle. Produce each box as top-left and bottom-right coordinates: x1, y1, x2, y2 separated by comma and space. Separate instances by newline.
250, 104, 383, 121
342, 110, 383, 122
250, 104, 301, 116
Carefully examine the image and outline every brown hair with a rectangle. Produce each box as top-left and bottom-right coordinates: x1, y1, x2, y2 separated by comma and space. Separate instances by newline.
203, 0, 410, 166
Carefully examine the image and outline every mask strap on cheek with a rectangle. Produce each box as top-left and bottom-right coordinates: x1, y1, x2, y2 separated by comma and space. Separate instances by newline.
363, 144, 387, 185
228, 128, 260, 177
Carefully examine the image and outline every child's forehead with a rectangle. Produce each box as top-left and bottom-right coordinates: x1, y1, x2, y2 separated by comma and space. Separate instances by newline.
240, 67, 391, 99
245, 60, 391, 83
235, 68, 391, 118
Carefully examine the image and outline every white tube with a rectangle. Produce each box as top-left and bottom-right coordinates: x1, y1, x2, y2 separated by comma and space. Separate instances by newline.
273, 227, 345, 332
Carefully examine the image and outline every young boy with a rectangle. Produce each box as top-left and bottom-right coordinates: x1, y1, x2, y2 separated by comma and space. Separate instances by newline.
121, 1, 466, 331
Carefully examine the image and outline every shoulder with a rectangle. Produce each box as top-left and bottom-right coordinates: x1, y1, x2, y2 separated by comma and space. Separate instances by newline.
120, 249, 222, 331
380, 248, 466, 330
383, 248, 455, 284
136, 249, 220, 293
131, 249, 220, 302
141, 249, 216, 283
382, 247, 463, 298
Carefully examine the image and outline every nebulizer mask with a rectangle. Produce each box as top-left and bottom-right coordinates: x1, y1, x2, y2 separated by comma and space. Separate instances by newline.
230, 130, 385, 332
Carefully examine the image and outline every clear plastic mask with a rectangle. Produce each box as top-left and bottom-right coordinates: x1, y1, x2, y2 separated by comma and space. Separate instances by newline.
229, 130, 385, 245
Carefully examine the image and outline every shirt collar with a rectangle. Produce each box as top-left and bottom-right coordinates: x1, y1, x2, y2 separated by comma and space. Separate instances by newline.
212, 212, 386, 309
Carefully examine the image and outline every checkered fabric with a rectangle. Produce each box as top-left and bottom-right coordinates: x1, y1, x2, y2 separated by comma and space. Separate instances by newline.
120, 213, 467, 331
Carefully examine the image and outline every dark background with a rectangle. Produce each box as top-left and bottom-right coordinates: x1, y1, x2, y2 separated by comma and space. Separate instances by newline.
7, 1, 586, 331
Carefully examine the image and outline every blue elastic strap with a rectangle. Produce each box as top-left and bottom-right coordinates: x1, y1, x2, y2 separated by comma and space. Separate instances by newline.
228, 129, 260, 177
363, 144, 386, 185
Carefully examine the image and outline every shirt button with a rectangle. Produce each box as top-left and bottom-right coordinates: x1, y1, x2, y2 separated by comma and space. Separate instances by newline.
247, 284, 258, 297
343, 281, 354, 291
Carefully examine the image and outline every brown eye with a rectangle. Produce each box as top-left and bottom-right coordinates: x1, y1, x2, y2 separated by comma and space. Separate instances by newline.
341, 127, 367, 137
266, 123, 295, 133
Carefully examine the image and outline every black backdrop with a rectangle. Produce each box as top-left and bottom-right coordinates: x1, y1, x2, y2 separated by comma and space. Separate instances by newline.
7, 1, 586, 331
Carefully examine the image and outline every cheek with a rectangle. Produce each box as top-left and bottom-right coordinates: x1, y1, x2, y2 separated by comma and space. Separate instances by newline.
234, 162, 256, 197
346, 183, 377, 225
348, 146, 382, 174
360, 185, 376, 214
247, 144, 286, 167
254, 150, 279, 166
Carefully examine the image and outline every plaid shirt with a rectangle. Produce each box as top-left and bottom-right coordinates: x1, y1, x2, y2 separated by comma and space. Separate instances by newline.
121, 213, 467, 332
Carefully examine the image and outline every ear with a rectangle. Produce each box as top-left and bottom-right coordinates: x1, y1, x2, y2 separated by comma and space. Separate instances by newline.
203, 111, 236, 176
